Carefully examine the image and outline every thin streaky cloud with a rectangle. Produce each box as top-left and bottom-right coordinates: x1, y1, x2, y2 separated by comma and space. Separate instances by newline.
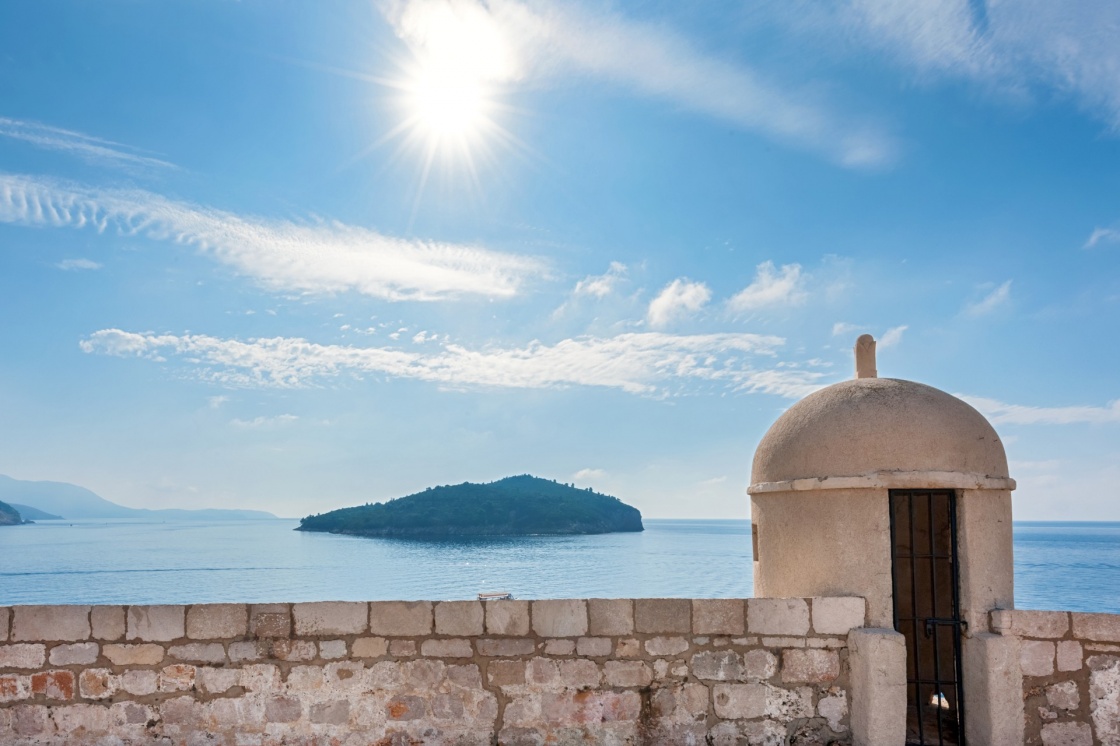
55, 258, 102, 271
0, 172, 546, 301
230, 414, 299, 428
80, 327, 826, 399
384, 0, 898, 168
647, 278, 711, 329
832, 321, 863, 337
963, 280, 1011, 317
878, 325, 908, 348
573, 261, 627, 298
961, 395, 1120, 425
0, 117, 176, 170
1085, 227, 1120, 248
727, 261, 806, 313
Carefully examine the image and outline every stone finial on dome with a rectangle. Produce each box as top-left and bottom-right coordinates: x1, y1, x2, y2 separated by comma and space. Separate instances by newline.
855, 334, 877, 379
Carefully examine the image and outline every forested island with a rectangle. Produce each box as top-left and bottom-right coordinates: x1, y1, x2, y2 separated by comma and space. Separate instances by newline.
297, 475, 643, 538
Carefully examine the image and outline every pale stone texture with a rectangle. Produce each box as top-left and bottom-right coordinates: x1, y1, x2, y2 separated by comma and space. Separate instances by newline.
1040, 721, 1094, 746
228, 640, 264, 662
352, 636, 388, 658
692, 599, 744, 635
119, 670, 157, 696
319, 639, 347, 659
127, 605, 184, 641
196, 666, 239, 694
1088, 654, 1120, 746
849, 628, 906, 746
1073, 612, 1120, 642
78, 668, 117, 699
603, 660, 652, 687
634, 598, 690, 634
186, 603, 246, 639
1045, 681, 1079, 710
435, 601, 484, 636
812, 596, 866, 635
369, 601, 432, 636
292, 601, 367, 636
588, 599, 633, 636
168, 642, 226, 663
485, 600, 529, 636
46, 642, 98, 666
0, 608, 8, 642
993, 609, 1070, 638
576, 637, 612, 657
390, 639, 417, 657
819, 691, 848, 732
962, 632, 1025, 746
713, 683, 766, 719
0, 644, 46, 669
1057, 640, 1083, 672
420, 639, 473, 658
477, 638, 534, 657
544, 639, 575, 655
11, 605, 91, 641
782, 649, 840, 683
249, 604, 290, 638
645, 636, 689, 656
89, 607, 125, 644
1021, 640, 1056, 677
532, 600, 587, 637
748, 598, 810, 635
103, 643, 165, 666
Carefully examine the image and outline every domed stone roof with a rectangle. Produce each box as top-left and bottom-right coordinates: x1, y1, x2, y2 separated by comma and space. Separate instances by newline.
751, 376, 1010, 487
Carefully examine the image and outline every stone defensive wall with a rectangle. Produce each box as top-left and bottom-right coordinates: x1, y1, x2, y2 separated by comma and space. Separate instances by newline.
990, 608, 1120, 746
0, 597, 868, 745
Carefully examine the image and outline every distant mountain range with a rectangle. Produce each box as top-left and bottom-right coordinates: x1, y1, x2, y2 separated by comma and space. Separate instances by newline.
298, 474, 644, 538
0, 474, 277, 521
0, 500, 24, 525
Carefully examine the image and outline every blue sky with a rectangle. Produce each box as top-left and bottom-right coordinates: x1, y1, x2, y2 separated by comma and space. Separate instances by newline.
1, 0, 1119, 520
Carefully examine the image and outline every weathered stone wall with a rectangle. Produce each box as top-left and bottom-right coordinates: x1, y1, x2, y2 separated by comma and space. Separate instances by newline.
0, 597, 865, 745
992, 608, 1120, 746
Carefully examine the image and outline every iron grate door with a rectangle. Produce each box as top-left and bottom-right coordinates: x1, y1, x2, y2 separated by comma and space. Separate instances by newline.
889, 490, 966, 746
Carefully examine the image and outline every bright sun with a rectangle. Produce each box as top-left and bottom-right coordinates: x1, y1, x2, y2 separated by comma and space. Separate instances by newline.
407, 64, 490, 143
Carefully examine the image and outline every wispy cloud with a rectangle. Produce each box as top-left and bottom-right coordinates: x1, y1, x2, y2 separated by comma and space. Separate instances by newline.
1085, 226, 1120, 248
54, 258, 102, 271
879, 324, 908, 348
0, 117, 175, 170
727, 261, 806, 313
573, 261, 627, 298
963, 280, 1012, 317
80, 327, 826, 399
0, 173, 546, 301
384, 0, 897, 168
831, 321, 863, 337
230, 414, 300, 428
962, 395, 1120, 425
573, 468, 607, 481
647, 278, 711, 329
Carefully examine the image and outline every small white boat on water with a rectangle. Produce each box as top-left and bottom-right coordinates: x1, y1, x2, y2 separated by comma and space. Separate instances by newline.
478, 592, 514, 601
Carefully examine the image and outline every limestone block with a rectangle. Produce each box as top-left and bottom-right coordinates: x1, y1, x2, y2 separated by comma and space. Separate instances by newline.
691, 650, 746, 681
848, 628, 906, 746
319, 639, 347, 659
0, 644, 47, 669
616, 639, 640, 658
311, 700, 350, 725
645, 636, 689, 656
992, 609, 1070, 638
421, 638, 473, 657
30, 669, 74, 699
962, 632, 1025, 746
1021, 640, 1056, 677
764, 684, 813, 721
167, 642, 226, 663
90, 606, 125, 641
103, 643, 165, 666
270, 638, 315, 661
249, 604, 290, 638
559, 658, 601, 689
127, 605, 185, 641
370, 601, 433, 636
10, 705, 50, 736
186, 603, 247, 639
77, 668, 117, 699
485, 599, 529, 636
0, 674, 29, 703
588, 599, 633, 636
709, 719, 785, 746
1040, 721, 1094, 746
819, 692, 848, 732
0, 607, 8, 642
782, 649, 840, 683
390, 639, 418, 657
477, 638, 534, 657
195, 666, 239, 694
240, 663, 282, 693
11, 605, 91, 641
1057, 640, 1083, 672
576, 637, 613, 657
1088, 654, 1120, 745
51, 704, 109, 735
435, 600, 485, 636
488, 659, 525, 687
603, 660, 652, 688
48, 642, 98, 666
526, 657, 560, 686
1073, 612, 1120, 642
812, 597, 866, 635
692, 599, 745, 635
532, 600, 588, 637
634, 598, 690, 634
1045, 680, 1079, 710
119, 670, 157, 696
158, 663, 196, 692
545, 639, 575, 655
292, 601, 367, 636
713, 683, 766, 719
352, 636, 388, 658
747, 598, 810, 635
265, 695, 302, 723
228, 640, 265, 662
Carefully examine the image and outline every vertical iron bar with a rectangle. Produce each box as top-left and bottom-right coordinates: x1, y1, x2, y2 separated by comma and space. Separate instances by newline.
951, 492, 966, 745
928, 492, 945, 746
908, 490, 925, 746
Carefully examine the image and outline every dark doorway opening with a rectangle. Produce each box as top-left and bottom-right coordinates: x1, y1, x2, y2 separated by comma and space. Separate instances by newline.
889, 490, 966, 745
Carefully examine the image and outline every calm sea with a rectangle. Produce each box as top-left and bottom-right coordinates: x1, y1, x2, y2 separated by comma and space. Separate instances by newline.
1, 519, 1117, 613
